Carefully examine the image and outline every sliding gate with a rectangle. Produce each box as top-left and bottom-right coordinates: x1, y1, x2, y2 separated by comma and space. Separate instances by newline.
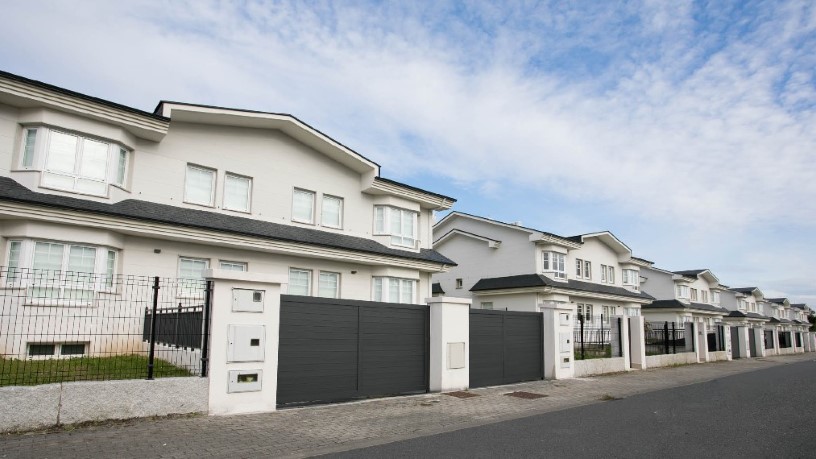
277, 295, 429, 406
469, 309, 543, 388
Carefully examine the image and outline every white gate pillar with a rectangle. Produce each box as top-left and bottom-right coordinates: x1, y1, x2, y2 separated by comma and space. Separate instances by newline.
427, 297, 471, 392
541, 302, 575, 380
611, 316, 630, 370
628, 316, 646, 370
204, 269, 286, 416
697, 322, 709, 362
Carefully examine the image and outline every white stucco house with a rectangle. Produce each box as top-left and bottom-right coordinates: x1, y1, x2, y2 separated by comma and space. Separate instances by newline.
639, 268, 731, 360
0, 70, 456, 359
431, 212, 653, 316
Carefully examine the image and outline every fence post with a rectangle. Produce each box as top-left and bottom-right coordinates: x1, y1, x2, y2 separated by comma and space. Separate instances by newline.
617, 317, 623, 357
663, 321, 669, 355
579, 313, 585, 360
671, 322, 676, 354
147, 276, 160, 380
200, 280, 213, 377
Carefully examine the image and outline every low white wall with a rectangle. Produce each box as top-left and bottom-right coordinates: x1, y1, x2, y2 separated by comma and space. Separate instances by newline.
574, 357, 626, 377
0, 377, 208, 433
708, 351, 729, 362
645, 352, 698, 368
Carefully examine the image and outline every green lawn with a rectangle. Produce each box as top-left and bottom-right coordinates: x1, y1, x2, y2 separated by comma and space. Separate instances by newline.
0, 355, 193, 386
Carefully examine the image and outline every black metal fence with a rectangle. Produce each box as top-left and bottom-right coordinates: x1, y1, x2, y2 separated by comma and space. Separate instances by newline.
707, 324, 726, 352
0, 268, 211, 386
778, 331, 792, 348
574, 314, 622, 360
764, 330, 775, 349
645, 322, 689, 356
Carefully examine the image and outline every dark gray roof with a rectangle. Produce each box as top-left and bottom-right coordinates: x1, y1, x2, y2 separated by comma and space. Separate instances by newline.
726, 310, 769, 320
780, 319, 793, 324
791, 303, 807, 310
469, 274, 653, 300
766, 298, 788, 305
643, 299, 729, 314
432, 282, 445, 295
0, 177, 455, 266
730, 287, 758, 294
768, 317, 781, 324
673, 269, 706, 277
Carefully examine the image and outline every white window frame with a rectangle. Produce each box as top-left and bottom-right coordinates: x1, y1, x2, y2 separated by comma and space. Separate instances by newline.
219, 260, 247, 272
114, 148, 128, 187
690, 288, 698, 301
542, 251, 566, 280
321, 195, 344, 229
5, 239, 119, 301
372, 276, 417, 304
184, 164, 216, 207
701, 290, 709, 304
20, 127, 39, 168
676, 285, 689, 299
584, 261, 591, 280
317, 271, 340, 299
373, 206, 418, 248
178, 257, 209, 298
481, 302, 494, 310
575, 259, 583, 278
223, 173, 252, 213
292, 188, 316, 224
622, 269, 639, 290
288, 268, 312, 296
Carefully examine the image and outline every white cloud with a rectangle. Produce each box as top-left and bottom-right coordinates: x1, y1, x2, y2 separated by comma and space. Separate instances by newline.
1, 0, 814, 301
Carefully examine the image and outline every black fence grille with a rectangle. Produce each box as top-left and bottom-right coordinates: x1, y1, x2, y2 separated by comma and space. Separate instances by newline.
645, 322, 689, 356
0, 268, 211, 386
574, 314, 622, 360
707, 324, 726, 352
778, 331, 793, 348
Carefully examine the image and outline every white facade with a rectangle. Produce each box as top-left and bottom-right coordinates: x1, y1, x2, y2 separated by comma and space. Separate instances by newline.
0, 71, 454, 359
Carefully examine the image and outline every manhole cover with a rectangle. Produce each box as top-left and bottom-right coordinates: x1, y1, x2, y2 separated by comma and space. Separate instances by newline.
446, 391, 480, 399
504, 391, 548, 399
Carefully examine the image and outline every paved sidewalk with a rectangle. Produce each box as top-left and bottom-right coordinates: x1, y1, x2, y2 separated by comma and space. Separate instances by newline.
1, 354, 813, 459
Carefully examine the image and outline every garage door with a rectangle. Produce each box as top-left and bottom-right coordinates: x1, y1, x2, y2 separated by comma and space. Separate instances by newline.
470, 309, 543, 388
277, 295, 429, 407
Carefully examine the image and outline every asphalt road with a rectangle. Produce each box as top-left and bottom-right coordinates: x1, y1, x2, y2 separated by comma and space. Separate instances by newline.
322, 359, 816, 458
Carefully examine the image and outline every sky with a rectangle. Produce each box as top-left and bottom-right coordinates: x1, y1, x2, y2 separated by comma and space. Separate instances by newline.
1, 0, 815, 303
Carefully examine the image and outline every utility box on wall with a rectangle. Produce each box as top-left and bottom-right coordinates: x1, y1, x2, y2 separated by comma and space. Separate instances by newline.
232, 288, 265, 313
559, 332, 572, 369
227, 324, 265, 362
228, 369, 263, 393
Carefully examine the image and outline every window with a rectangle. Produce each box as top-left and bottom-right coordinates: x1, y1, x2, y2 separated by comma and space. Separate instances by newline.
115, 148, 128, 186
185, 165, 216, 206
21, 128, 37, 168
481, 302, 493, 310
372, 277, 416, 304
701, 290, 709, 303
42, 131, 113, 196
374, 206, 418, 248
622, 269, 639, 290
676, 285, 689, 298
178, 257, 208, 297
29, 344, 55, 356
576, 259, 583, 277
61, 343, 86, 356
6, 240, 22, 282
602, 305, 615, 322
288, 268, 312, 296
292, 189, 315, 223
321, 195, 343, 228
224, 174, 251, 212
27, 342, 86, 357
600, 265, 615, 284
318, 271, 340, 298
542, 252, 566, 279
219, 260, 247, 271
456, 278, 463, 289
584, 261, 591, 280
104, 250, 116, 289
577, 303, 594, 322
690, 288, 698, 301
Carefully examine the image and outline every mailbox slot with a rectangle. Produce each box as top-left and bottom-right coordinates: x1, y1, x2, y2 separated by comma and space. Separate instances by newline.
228, 369, 263, 393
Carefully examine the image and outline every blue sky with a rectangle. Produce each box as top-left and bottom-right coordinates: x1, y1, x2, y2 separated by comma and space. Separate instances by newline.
2, 0, 815, 302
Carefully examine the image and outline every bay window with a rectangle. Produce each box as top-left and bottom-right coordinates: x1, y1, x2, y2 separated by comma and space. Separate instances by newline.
622, 269, 639, 290
374, 206, 418, 248
372, 277, 416, 304
676, 285, 689, 299
4, 239, 118, 300
542, 251, 566, 279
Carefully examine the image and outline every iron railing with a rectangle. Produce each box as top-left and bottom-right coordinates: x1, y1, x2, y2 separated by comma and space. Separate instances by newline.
645, 321, 689, 356
574, 314, 622, 360
0, 268, 211, 386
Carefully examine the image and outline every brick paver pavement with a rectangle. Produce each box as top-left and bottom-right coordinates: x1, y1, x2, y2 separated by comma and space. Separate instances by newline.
1, 354, 813, 459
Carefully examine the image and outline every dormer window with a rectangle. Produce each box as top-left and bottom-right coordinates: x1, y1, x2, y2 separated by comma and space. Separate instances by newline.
24, 127, 130, 196
542, 251, 566, 279
622, 269, 639, 290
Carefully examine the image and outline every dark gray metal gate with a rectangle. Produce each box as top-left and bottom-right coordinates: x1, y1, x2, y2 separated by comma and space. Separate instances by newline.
748, 328, 758, 357
469, 309, 543, 388
730, 326, 740, 358
277, 295, 429, 407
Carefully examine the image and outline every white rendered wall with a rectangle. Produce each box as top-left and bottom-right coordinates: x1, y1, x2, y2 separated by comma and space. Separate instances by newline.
639, 267, 676, 300
428, 297, 471, 392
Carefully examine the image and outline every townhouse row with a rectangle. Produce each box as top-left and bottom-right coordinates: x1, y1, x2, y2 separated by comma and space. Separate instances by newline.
0, 69, 810, 368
